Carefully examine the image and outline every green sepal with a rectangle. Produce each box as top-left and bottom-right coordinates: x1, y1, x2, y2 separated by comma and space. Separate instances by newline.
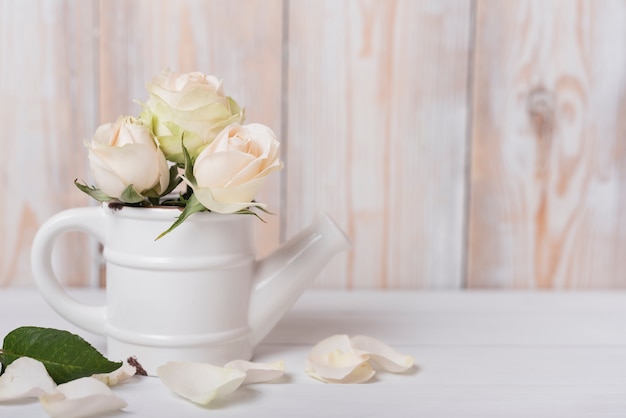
182, 140, 196, 185
119, 185, 146, 204
155, 193, 206, 240
0, 326, 122, 384
235, 206, 270, 223
74, 180, 113, 202
164, 165, 183, 195
144, 165, 182, 199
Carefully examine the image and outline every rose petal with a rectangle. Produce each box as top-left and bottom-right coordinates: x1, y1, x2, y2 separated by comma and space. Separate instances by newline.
157, 361, 246, 405
194, 150, 256, 187
144, 69, 245, 163
187, 122, 283, 208
86, 151, 127, 198
39, 377, 127, 418
91, 360, 137, 386
183, 177, 267, 214
0, 357, 56, 401
210, 175, 268, 205
350, 335, 415, 373
224, 360, 285, 384
87, 116, 168, 198
306, 359, 375, 384
305, 334, 376, 384
90, 144, 164, 193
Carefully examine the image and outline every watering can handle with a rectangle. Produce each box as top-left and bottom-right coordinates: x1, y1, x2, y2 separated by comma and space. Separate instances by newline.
30, 207, 108, 335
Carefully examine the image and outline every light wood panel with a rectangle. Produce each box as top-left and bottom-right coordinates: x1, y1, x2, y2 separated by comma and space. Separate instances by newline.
468, 0, 626, 288
0, 0, 97, 286
98, 0, 284, 259
3, 0, 626, 289
285, 0, 471, 288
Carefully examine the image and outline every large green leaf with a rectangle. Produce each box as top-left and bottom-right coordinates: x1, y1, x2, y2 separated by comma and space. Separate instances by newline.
0, 327, 122, 384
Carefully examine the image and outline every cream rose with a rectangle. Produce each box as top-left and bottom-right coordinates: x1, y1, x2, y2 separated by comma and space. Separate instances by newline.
142, 69, 245, 163
186, 123, 283, 213
87, 116, 170, 201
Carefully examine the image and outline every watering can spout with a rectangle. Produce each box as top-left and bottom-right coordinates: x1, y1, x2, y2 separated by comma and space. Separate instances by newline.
248, 212, 351, 346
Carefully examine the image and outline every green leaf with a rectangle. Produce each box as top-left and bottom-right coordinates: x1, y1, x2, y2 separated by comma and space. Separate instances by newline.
155, 193, 206, 240
0, 326, 122, 384
74, 180, 113, 202
163, 165, 183, 196
144, 165, 182, 200
119, 184, 146, 204
235, 208, 268, 222
182, 138, 196, 185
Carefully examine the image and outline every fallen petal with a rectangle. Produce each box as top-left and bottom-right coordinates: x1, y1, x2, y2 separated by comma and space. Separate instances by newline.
0, 357, 56, 401
91, 360, 136, 386
157, 361, 246, 405
224, 359, 285, 384
306, 358, 375, 384
350, 335, 415, 373
305, 334, 375, 384
39, 377, 127, 418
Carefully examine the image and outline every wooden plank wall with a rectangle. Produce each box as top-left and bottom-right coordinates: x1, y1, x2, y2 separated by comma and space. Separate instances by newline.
469, 0, 626, 288
1, 0, 625, 289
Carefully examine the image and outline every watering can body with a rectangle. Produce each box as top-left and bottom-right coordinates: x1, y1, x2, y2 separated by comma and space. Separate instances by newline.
31, 205, 350, 375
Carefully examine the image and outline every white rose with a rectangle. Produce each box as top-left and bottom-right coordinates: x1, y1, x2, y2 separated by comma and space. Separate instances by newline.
88, 116, 170, 200
187, 123, 283, 213
142, 69, 244, 163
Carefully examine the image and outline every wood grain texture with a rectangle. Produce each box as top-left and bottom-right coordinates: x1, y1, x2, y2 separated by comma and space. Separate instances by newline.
98, 0, 284, 258
3, 0, 626, 289
468, 0, 626, 288
0, 0, 98, 286
284, 0, 471, 288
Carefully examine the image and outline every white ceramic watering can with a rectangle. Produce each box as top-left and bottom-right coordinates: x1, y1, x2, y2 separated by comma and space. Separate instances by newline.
30, 205, 350, 375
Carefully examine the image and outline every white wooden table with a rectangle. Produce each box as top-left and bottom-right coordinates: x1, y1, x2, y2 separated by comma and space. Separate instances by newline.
1, 289, 625, 417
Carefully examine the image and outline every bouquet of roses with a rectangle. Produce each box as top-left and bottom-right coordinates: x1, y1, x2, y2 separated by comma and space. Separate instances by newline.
75, 69, 283, 238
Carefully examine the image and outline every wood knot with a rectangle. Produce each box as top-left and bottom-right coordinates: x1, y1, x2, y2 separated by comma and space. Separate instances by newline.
527, 85, 555, 139
527, 85, 556, 178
